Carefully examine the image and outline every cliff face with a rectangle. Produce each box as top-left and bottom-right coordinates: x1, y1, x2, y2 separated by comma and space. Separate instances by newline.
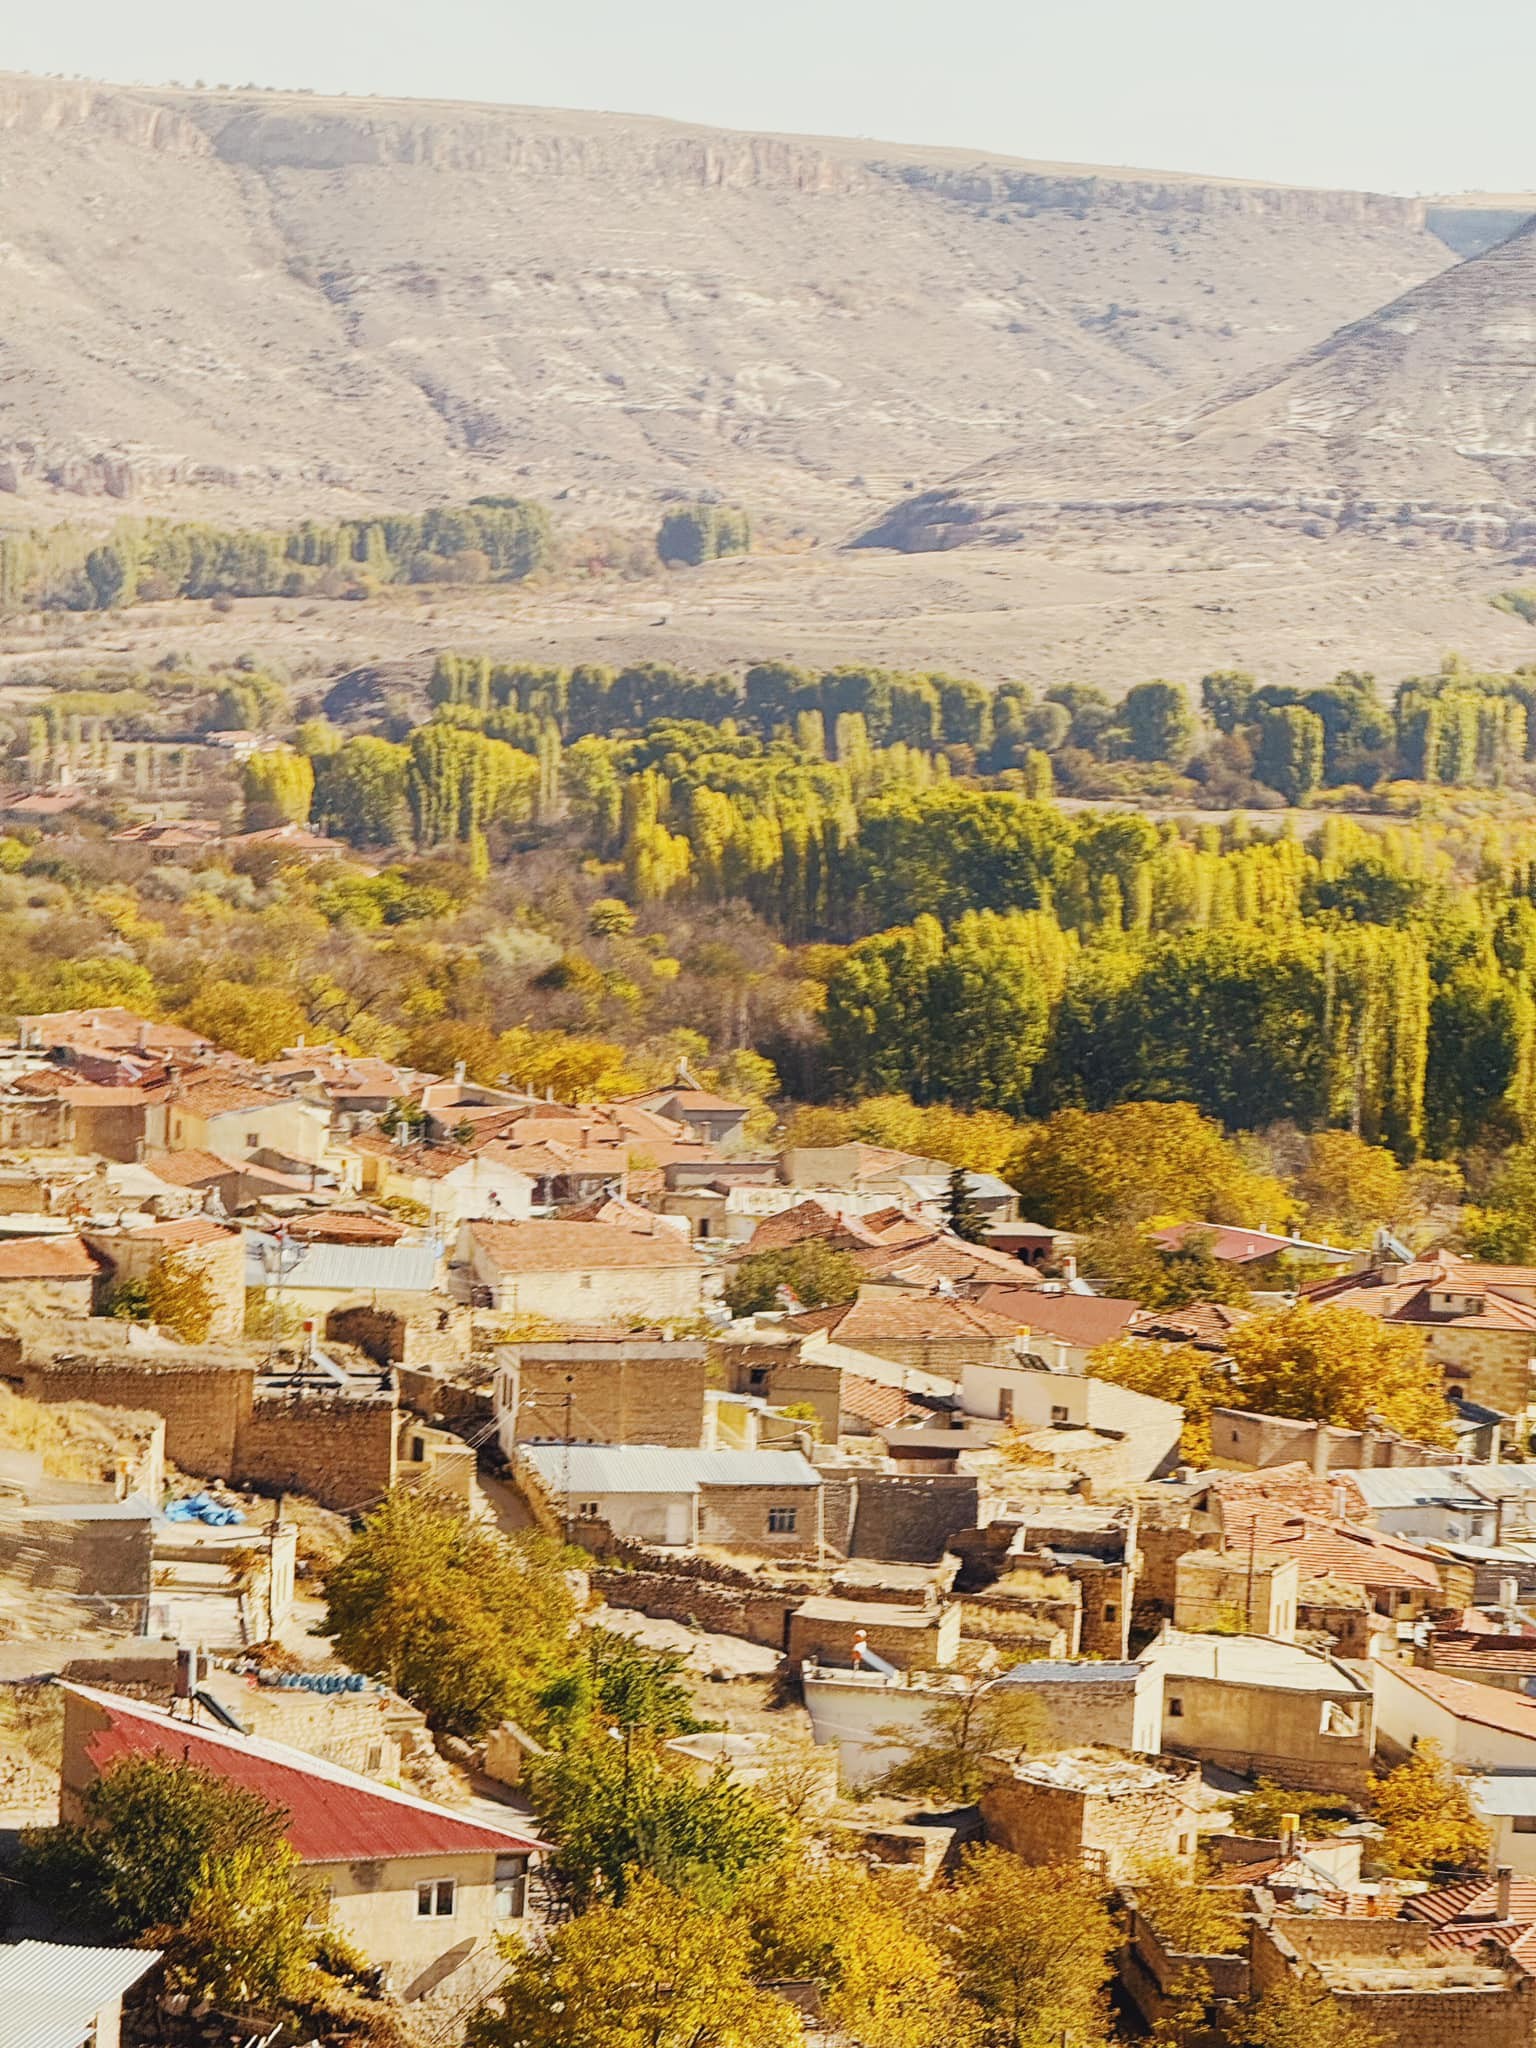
861, 217, 1536, 557
0, 77, 1461, 516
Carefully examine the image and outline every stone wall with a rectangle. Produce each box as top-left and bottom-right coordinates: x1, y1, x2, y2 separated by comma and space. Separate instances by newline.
981, 1772, 1196, 1881
1161, 1672, 1374, 1794
1254, 1917, 1536, 2048
237, 1389, 398, 1513
590, 1564, 797, 1650
1210, 1407, 1458, 1473
0, 1275, 101, 1320
848, 1473, 979, 1563
328, 1301, 473, 1375
18, 1357, 251, 1475
698, 1481, 821, 1558
510, 1349, 708, 1449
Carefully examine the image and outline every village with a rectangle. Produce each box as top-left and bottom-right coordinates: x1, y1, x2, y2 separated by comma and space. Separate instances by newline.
0, 1002, 1533, 2044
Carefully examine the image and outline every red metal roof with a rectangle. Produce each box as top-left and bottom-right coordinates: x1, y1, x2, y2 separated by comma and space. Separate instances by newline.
66, 1684, 541, 1864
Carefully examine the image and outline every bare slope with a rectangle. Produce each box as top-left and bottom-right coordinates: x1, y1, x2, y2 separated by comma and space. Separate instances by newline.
0, 76, 1456, 519
863, 214, 1536, 557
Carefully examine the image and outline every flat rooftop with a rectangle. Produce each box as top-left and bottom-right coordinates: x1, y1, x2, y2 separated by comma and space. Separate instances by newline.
1141, 1629, 1367, 1693
1012, 1748, 1180, 1795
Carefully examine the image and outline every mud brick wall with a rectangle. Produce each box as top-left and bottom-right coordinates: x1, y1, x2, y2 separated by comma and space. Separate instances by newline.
19, 1359, 250, 1476
236, 1391, 398, 1513
981, 1776, 1193, 1880
590, 1565, 796, 1650
395, 1364, 493, 1428
697, 1481, 821, 1558
847, 1474, 979, 1563
329, 1303, 472, 1375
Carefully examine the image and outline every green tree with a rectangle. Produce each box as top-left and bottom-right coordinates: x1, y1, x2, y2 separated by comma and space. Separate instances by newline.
722, 1241, 863, 1317
1201, 670, 1257, 735
313, 734, 412, 846
470, 1875, 797, 2048
526, 1734, 785, 1913
1236, 1980, 1383, 2048
1122, 680, 1195, 763
1256, 706, 1326, 804
943, 1164, 989, 1243
322, 1491, 576, 1738
144, 1252, 219, 1345
535, 1627, 703, 1745
19, 1754, 290, 1938
153, 1840, 317, 2013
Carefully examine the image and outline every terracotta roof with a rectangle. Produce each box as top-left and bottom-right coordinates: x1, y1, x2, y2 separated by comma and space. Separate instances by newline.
1424, 1632, 1536, 1677
1198, 1464, 1371, 1524
286, 1211, 405, 1246
1306, 1252, 1536, 1331
1155, 1222, 1353, 1263
622, 1087, 748, 1116
66, 1683, 541, 1863
173, 1072, 293, 1117
122, 1217, 239, 1248
467, 1219, 704, 1272
140, 1148, 233, 1187
8, 1075, 159, 1106
1386, 1662, 1536, 1739
18, 1007, 208, 1053
840, 1375, 923, 1429
0, 1236, 103, 1279
855, 1233, 1037, 1286
974, 1286, 1141, 1349
1409, 1876, 1536, 1929
788, 1290, 1027, 1347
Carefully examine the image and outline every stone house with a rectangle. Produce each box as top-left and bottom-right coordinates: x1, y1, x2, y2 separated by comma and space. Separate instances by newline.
494, 1338, 711, 1454
1175, 1550, 1300, 1639
988, 1659, 1164, 1754
59, 1683, 542, 2009
1140, 1629, 1375, 1793
0, 1234, 107, 1317
1374, 1659, 1536, 1771
620, 1083, 753, 1152
784, 1288, 1031, 1382
786, 1595, 961, 1676
87, 1215, 245, 1340
958, 1358, 1184, 1484
516, 1441, 823, 1557
980, 1749, 1201, 1881
351, 1134, 539, 1228
149, 1070, 331, 1169
459, 1218, 709, 1323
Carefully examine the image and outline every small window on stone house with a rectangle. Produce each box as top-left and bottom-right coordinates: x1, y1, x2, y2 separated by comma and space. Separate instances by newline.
365, 1743, 384, 1774
578, 1501, 600, 1519
768, 1506, 798, 1535
1104, 1604, 1118, 1623
1050, 1405, 1069, 1424
1320, 1700, 1362, 1738
246, 1131, 260, 1148
495, 1855, 528, 1919
1168, 1697, 1183, 1718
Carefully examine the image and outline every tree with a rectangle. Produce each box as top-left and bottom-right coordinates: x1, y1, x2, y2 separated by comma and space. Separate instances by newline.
934, 1847, 1119, 2048
1228, 1780, 1354, 1839
1078, 1224, 1255, 1311
1088, 1336, 1230, 1465
943, 1164, 989, 1243
470, 1875, 797, 2048
525, 1734, 785, 1913
322, 1490, 576, 1738
1227, 1303, 1452, 1444
1008, 1103, 1290, 1232
144, 1252, 219, 1344
1201, 670, 1257, 735
1292, 1130, 1407, 1241
657, 505, 752, 568
153, 1840, 317, 2013
1368, 1740, 1490, 1878
743, 1860, 978, 2048
1235, 1980, 1383, 2048
874, 1680, 1046, 1805
1122, 680, 1195, 763
722, 1241, 863, 1317
20, 1754, 290, 1939
180, 979, 310, 1061
534, 1627, 703, 1745
1256, 706, 1326, 804
313, 734, 412, 846
241, 747, 315, 829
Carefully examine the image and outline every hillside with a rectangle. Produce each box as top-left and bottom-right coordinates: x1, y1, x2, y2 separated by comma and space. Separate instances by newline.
0, 75, 1461, 522
862, 213, 1536, 558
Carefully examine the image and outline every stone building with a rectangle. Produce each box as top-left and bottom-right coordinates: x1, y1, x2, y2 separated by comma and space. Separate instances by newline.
87, 1215, 245, 1340
494, 1338, 711, 1454
980, 1749, 1200, 1882
786, 1594, 960, 1676
1174, 1550, 1299, 1639
516, 1442, 823, 1558
989, 1660, 1163, 1754
459, 1218, 708, 1323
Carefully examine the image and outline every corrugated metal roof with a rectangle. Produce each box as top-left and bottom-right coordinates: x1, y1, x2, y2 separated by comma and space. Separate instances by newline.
996, 1660, 1143, 1686
1350, 1468, 1486, 1510
0, 1942, 160, 2048
63, 1683, 542, 1864
519, 1444, 820, 1494
245, 1233, 442, 1294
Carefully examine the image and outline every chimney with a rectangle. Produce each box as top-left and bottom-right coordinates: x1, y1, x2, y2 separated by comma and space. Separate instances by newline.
1501, 1577, 1521, 1616
1331, 1482, 1350, 1519
453, 1061, 467, 1085
1060, 1253, 1077, 1284
1311, 1429, 1331, 1478
1279, 1813, 1301, 1858
1498, 1866, 1514, 1919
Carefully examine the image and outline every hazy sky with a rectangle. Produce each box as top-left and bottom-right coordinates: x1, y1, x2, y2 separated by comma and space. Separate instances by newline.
13, 0, 1535, 196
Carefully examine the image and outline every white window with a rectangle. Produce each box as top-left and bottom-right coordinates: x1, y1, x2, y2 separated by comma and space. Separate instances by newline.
1320, 1700, 1362, 1738
416, 1879, 456, 1918
767, 1506, 798, 1535
495, 1855, 528, 1919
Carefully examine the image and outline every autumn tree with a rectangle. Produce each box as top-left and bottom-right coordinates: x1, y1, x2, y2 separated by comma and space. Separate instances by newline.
322, 1490, 576, 1738
471, 1875, 795, 2048
1292, 1130, 1407, 1241
934, 1847, 1119, 2048
1227, 1303, 1451, 1444
1236, 1980, 1383, 2048
241, 747, 315, 830
1010, 1102, 1289, 1232
874, 1680, 1046, 1805
153, 1840, 317, 2013
1089, 1336, 1230, 1465
145, 1252, 219, 1344
180, 979, 310, 1061
1368, 1740, 1490, 1878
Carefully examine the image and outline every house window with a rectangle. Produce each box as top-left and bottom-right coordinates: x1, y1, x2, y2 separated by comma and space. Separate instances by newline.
1168, 1697, 1184, 1718
1515, 1817, 1536, 1835
578, 1501, 601, 1519
1320, 1701, 1362, 1738
495, 1855, 529, 1919
1050, 1405, 1069, 1424
1104, 1604, 1118, 1623
411, 1438, 425, 1462
579, 1274, 592, 1289
767, 1506, 798, 1535
246, 1131, 260, 1148
416, 1879, 456, 1918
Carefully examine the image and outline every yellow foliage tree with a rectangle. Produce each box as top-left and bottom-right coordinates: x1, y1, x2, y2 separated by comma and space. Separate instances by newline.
180, 980, 311, 1062
1368, 1739, 1490, 1878
1227, 1303, 1451, 1444
1008, 1102, 1292, 1231
930, 1847, 1119, 2048
781, 1093, 1020, 1175
1293, 1130, 1407, 1241
145, 1253, 219, 1345
1089, 1337, 1229, 1465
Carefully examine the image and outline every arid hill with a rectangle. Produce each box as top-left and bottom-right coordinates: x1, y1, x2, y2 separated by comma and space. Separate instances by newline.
862, 213, 1536, 559
0, 74, 1466, 522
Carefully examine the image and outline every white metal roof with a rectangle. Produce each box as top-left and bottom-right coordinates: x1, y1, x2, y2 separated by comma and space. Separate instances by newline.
0, 1942, 160, 2048
1140, 1628, 1368, 1693
245, 1233, 443, 1294
519, 1444, 820, 1495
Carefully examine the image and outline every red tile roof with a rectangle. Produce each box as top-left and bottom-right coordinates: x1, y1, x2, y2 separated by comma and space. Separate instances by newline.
173, 1073, 293, 1117
141, 1149, 235, 1187
1423, 1632, 1536, 1677
0, 1236, 104, 1279
1386, 1662, 1536, 1738
66, 1684, 541, 1863
840, 1375, 923, 1429
468, 1218, 704, 1272
122, 1217, 239, 1247
974, 1287, 1142, 1349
